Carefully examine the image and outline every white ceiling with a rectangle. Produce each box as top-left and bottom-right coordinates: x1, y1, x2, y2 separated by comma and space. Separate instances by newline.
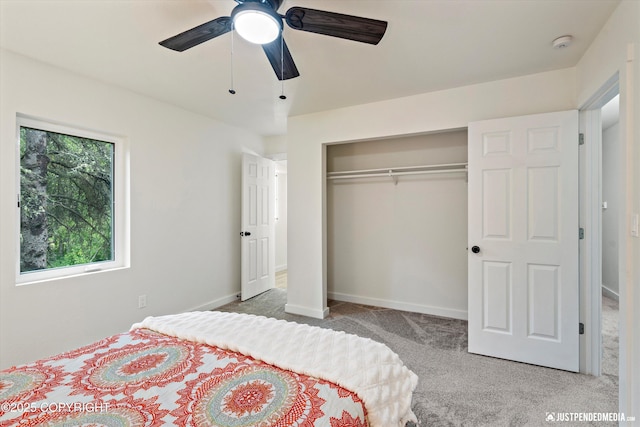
0, 0, 620, 135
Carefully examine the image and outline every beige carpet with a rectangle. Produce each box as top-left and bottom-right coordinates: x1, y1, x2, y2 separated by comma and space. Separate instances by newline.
218, 289, 618, 426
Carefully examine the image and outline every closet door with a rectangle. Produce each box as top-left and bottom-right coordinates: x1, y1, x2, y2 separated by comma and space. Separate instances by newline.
468, 110, 579, 372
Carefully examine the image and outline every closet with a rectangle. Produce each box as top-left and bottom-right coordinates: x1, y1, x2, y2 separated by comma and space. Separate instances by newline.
326, 129, 468, 319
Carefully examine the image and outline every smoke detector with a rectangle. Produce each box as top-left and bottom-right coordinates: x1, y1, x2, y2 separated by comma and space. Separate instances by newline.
552, 35, 573, 49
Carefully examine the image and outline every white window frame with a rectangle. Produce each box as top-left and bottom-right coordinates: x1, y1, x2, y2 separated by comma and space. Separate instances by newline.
15, 115, 130, 285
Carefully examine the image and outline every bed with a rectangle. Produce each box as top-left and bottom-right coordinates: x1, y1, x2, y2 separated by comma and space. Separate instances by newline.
0, 311, 418, 426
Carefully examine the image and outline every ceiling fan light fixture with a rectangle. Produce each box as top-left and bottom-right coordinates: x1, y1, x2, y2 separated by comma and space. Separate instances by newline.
232, 4, 282, 45
160, 1, 388, 81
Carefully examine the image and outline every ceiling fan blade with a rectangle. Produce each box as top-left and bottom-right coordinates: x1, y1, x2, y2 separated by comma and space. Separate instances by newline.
160, 16, 232, 52
285, 7, 387, 45
262, 37, 300, 80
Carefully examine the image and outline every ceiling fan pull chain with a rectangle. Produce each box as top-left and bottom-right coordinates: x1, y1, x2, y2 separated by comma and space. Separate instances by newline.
229, 22, 236, 95
279, 28, 287, 100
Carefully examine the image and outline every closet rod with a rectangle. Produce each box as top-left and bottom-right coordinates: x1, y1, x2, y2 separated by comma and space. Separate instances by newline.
327, 163, 468, 181
327, 162, 467, 178
326, 168, 467, 180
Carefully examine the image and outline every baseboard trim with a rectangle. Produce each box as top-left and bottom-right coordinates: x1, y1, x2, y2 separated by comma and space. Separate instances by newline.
328, 291, 468, 320
285, 303, 329, 319
602, 284, 620, 301
187, 293, 239, 312
276, 264, 287, 273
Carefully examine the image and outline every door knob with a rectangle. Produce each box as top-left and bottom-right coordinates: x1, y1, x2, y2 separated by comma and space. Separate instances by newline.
471, 246, 480, 254
240, 231, 252, 236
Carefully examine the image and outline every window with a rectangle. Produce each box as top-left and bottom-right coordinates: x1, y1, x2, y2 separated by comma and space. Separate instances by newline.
16, 116, 128, 283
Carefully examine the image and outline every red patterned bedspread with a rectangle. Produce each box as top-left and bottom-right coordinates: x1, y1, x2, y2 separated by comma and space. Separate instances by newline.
0, 328, 367, 426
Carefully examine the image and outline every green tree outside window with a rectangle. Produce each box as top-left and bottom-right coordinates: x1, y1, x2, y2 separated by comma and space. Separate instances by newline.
20, 126, 114, 273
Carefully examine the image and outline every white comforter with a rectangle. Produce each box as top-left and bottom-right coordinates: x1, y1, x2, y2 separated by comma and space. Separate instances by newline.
132, 310, 418, 427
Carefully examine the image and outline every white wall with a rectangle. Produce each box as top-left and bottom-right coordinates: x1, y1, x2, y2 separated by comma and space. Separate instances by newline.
575, 0, 640, 418
327, 131, 468, 318
286, 67, 576, 319
602, 122, 620, 298
0, 50, 265, 369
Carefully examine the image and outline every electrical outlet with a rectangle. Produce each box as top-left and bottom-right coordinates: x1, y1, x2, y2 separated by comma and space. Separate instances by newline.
138, 294, 147, 309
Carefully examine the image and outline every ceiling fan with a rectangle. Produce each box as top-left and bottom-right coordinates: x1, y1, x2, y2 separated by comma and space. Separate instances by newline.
159, 0, 388, 80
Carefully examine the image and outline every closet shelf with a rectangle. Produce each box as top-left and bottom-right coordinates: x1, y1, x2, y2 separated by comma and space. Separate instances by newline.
327, 162, 468, 184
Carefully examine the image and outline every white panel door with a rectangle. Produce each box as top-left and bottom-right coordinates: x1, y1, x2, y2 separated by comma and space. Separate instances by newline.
241, 153, 275, 301
468, 110, 579, 372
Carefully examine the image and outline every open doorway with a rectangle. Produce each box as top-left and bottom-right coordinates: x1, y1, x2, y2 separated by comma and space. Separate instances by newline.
600, 94, 620, 381
578, 73, 620, 381
580, 73, 625, 384
275, 159, 288, 289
